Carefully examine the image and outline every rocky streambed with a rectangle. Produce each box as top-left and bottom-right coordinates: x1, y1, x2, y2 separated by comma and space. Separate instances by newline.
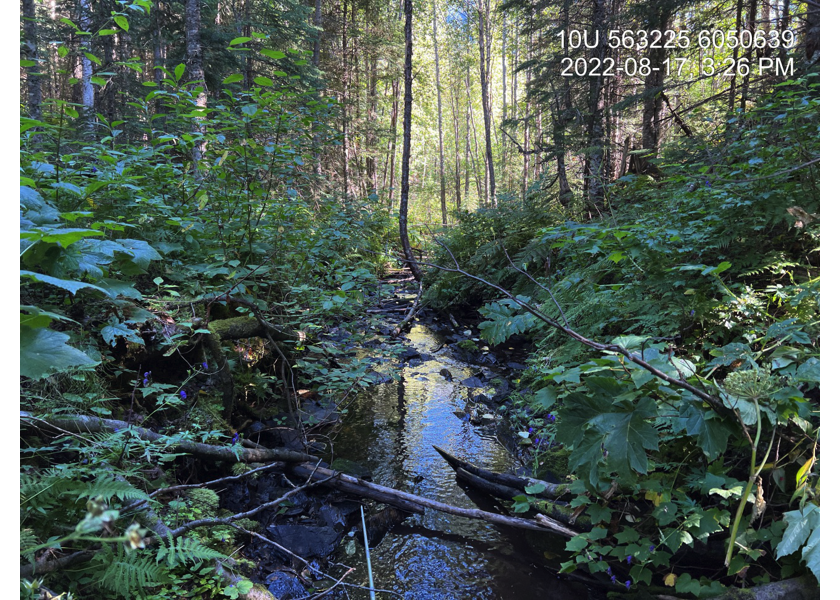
218, 304, 589, 599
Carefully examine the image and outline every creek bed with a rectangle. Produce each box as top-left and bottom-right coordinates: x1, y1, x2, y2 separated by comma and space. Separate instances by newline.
324, 323, 583, 599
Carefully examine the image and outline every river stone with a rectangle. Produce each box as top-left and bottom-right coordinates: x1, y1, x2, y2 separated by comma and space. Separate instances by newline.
507, 362, 527, 370
398, 347, 421, 360
461, 376, 484, 388
266, 524, 342, 559
408, 357, 423, 367
265, 571, 308, 599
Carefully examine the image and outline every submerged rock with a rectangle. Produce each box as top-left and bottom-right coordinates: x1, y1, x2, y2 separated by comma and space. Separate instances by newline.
265, 571, 308, 599
266, 524, 342, 559
461, 376, 484, 388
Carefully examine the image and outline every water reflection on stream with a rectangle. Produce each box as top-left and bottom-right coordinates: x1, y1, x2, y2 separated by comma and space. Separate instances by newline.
328, 325, 580, 599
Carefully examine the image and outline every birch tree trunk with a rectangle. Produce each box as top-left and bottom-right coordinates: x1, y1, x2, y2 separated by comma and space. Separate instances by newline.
432, 0, 447, 224
400, 0, 422, 281
79, 0, 94, 129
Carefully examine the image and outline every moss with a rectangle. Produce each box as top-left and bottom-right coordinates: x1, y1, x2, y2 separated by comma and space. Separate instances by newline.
187, 488, 220, 514
536, 448, 572, 480
457, 339, 478, 351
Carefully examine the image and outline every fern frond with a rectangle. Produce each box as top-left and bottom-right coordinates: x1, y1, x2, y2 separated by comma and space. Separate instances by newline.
98, 546, 167, 598
156, 533, 227, 568
75, 475, 149, 504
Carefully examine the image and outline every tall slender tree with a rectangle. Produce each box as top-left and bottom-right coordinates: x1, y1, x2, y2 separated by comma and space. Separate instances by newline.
185, 0, 206, 167
432, 0, 447, 223
476, 0, 496, 206
400, 0, 422, 281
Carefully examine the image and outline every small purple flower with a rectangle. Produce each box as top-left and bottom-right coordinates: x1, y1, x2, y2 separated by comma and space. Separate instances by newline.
91, 166, 97, 173
535, 438, 541, 445
690, 309, 695, 317
626, 555, 632, 565
142, 371, 151, 386
548, 414, 555, 422
625, 580, 631, 591
232, 433, 240, 445
606, 567, 612, 576
528, 427, 534, 434
610, 575, 616, 584
202, 361, 209, 370
649, 545, 655, 552
705, 179, 711, 188
179, 390, 187, 400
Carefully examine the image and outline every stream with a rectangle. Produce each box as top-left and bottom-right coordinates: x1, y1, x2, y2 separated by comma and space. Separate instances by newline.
323, 323, 584, 599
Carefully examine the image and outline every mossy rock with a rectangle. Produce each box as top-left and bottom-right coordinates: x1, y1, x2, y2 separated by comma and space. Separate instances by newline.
536, 448, 572, 480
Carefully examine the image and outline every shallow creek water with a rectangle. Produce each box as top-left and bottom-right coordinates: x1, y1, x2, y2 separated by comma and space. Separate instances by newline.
326, 324, 582, 599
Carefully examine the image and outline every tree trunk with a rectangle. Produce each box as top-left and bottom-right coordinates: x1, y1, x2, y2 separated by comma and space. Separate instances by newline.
522, 20, 531, 201
501, 12, 507, 176
153, 0, 164, 88
341, 0, 350, 197
399, 0, 422, 281
740, 0, 758, 112
465, 71, 484, 201
387, 78, 401, 210
185, 0, 207, 170
477, 0, 496, 206
641, 6, 670, 162
312, 0, 322, 67
450, 85, 463, 211
802, 0, 819, 62
366, 27, 378, 194
79, 0, 94, 128
22, 0, 42, 121
464, 75, 471, 202
728, 0, 744, 112
583, 0, 607, 212
432, 0, 447, 224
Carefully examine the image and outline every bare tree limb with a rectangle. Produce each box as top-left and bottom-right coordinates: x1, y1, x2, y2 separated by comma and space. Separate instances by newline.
20, 412, 317, 464
416, 239, 730, 415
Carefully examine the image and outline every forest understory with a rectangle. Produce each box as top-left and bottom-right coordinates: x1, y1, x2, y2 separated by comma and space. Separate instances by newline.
20, 0, 819, 598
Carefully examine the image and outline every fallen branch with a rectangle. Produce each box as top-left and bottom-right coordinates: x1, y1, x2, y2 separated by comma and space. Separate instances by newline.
20, 412, 317, 464
20, 550, 95, 579
395, 282, 424, 334
434, 446, 571, 501
291, 462, 581, 537
415, 242, 730, 416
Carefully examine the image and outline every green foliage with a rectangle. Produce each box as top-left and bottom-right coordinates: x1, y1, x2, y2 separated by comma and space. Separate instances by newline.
478, 297, 537, 345
157, 534, 228, 568
776, 503, 820, 582
428, 75, 820, 592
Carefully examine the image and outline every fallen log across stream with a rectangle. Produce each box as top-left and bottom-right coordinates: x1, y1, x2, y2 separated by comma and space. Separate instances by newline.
21, 412, 582, 539
433, 446, 589, 530
291, 461, 582, 537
